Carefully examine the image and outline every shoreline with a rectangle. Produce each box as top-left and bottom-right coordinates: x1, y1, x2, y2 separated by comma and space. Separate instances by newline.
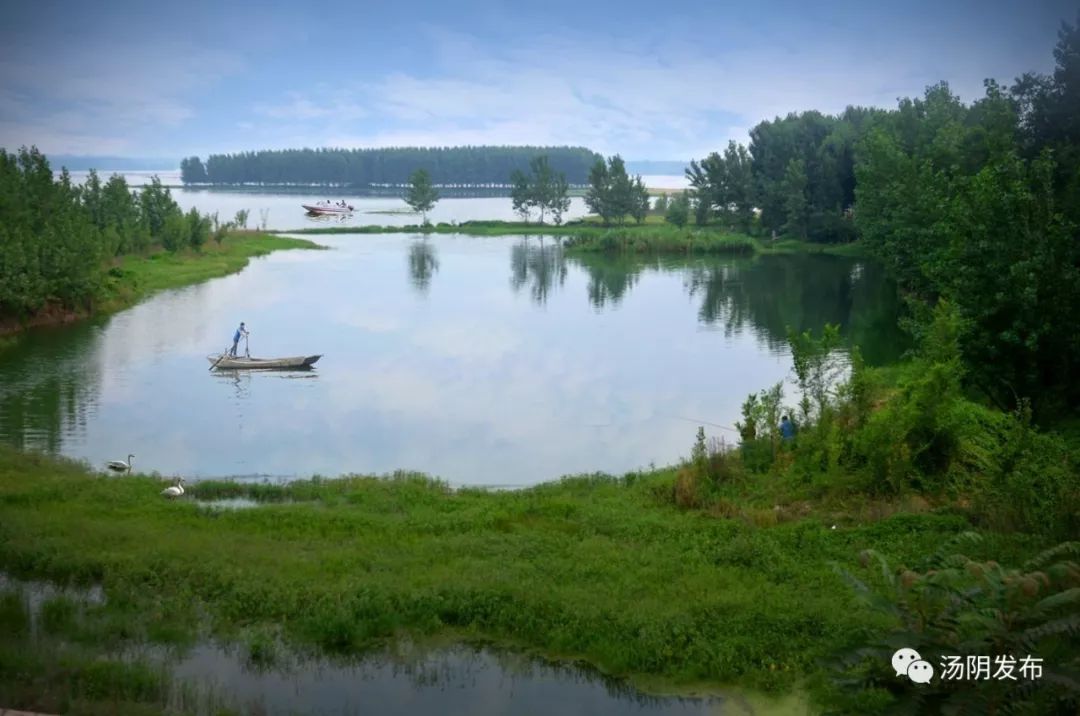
274, 220, 869, 256
0, 232, 322, 340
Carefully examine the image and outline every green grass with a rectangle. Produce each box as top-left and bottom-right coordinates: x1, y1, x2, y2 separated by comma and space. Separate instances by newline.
100, 231, 322, 306
281, 219, 761, 254
562, 227, 757, 254
756, 238, 871, 257
277, 219, 866, 257
0, 446, 1045, 711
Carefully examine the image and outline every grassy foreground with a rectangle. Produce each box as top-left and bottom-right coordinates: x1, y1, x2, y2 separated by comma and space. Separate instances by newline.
0, 447, 1042, 713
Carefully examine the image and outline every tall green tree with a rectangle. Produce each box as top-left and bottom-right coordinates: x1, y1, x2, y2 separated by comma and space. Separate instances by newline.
405, 169, 439, 223
723, 141, 755, 231
585, 155, 637, 225
527, 155, 556, 224
550, 174, 571, 225
665, 193, 690, 227
507, 155, 573, 225
781, 158, 809, 239
692, 190, 711, 226
510, 169, 532, 222
585, 159, 613, 224
630, 176, 650, 224
186, 207, 209, 251
607, 156, 634, 224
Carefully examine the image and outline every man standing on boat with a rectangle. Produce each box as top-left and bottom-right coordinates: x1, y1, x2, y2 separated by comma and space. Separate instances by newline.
229, 322, 249, 357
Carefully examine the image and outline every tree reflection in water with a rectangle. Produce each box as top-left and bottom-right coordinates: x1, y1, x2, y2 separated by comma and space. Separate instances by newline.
408, 238, 440, 295
509, 237, 567, 306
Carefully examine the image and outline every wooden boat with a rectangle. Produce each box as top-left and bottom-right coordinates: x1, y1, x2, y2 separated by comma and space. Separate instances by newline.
207, 354, 322, 370
302, 202, 353, 215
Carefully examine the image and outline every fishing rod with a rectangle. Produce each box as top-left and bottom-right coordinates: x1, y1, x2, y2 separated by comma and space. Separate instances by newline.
656, 413, 741, 433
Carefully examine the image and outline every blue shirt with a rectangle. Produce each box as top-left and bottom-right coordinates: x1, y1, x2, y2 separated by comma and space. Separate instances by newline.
233, 328, 243, 342
780, 419, 796, 440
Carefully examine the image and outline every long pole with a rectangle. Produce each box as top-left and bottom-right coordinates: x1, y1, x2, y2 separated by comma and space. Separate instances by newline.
209, 345, 230, 371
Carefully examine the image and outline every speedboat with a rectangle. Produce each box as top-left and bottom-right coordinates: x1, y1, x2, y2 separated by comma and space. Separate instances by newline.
303, 201, 354, 215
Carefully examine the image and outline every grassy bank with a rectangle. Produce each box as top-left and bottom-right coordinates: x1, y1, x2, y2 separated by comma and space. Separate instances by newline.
1, 232, 322, 338
279, 220, 865, 256
755, 238, 870, 257
0, 447, 1044, 713
102, 232, 323, 300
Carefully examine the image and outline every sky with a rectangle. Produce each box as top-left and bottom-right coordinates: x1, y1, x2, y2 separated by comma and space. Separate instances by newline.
0, 0, 1075, 162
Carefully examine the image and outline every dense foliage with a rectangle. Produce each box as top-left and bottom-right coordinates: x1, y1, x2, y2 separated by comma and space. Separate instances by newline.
0, 148, 220, 319
727, 303, 1079, 541
832, 536, 1080, 715
684, 16, 1080, 417
508, 155, 572, 224
686, 108, 877, 241
180, 146, 602, 187
584, 155, 650, 226
855, 20, 1080, 417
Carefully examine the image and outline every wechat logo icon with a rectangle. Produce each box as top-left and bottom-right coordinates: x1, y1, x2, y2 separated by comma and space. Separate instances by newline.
892, 647, 934, 684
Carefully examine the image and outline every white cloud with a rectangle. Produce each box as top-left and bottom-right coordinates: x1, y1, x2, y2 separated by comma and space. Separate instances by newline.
241, 28, 954, 159
255, 90, 369, 121
2, 20, 1049, 159
0, 40, 243, 155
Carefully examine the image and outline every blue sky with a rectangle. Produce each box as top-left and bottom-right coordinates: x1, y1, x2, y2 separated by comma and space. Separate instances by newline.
0, 0, 1074, 161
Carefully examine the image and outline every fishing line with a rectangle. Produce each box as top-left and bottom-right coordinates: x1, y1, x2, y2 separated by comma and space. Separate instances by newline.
656, 413, 740, 433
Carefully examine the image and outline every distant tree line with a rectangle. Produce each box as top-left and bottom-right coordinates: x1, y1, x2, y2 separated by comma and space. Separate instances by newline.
180, 146, 602, 187
1, 148, 225, 319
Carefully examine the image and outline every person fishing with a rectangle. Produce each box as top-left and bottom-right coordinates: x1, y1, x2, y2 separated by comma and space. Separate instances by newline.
229, 322, 249, 357
780, 415, 797, 442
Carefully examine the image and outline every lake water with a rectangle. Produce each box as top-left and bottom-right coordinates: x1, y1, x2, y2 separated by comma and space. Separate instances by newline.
0, 234, 904, 485
0, 573, 803, 715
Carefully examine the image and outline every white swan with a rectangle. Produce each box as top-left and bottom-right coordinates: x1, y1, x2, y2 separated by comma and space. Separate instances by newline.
106, 454, 134, 473
161, 478, 185, 498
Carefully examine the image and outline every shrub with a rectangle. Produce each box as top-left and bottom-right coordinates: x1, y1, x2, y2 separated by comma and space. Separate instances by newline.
736, 382, 785, 472
674, 428, 742, 509
830, 534, 1080, 715
161, 212, 187, 252
971, 403, 1079, 539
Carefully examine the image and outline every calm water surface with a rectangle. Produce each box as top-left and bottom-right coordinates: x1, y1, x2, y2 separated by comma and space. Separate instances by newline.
0, 234, 904, 484
0, 574, 805, 715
